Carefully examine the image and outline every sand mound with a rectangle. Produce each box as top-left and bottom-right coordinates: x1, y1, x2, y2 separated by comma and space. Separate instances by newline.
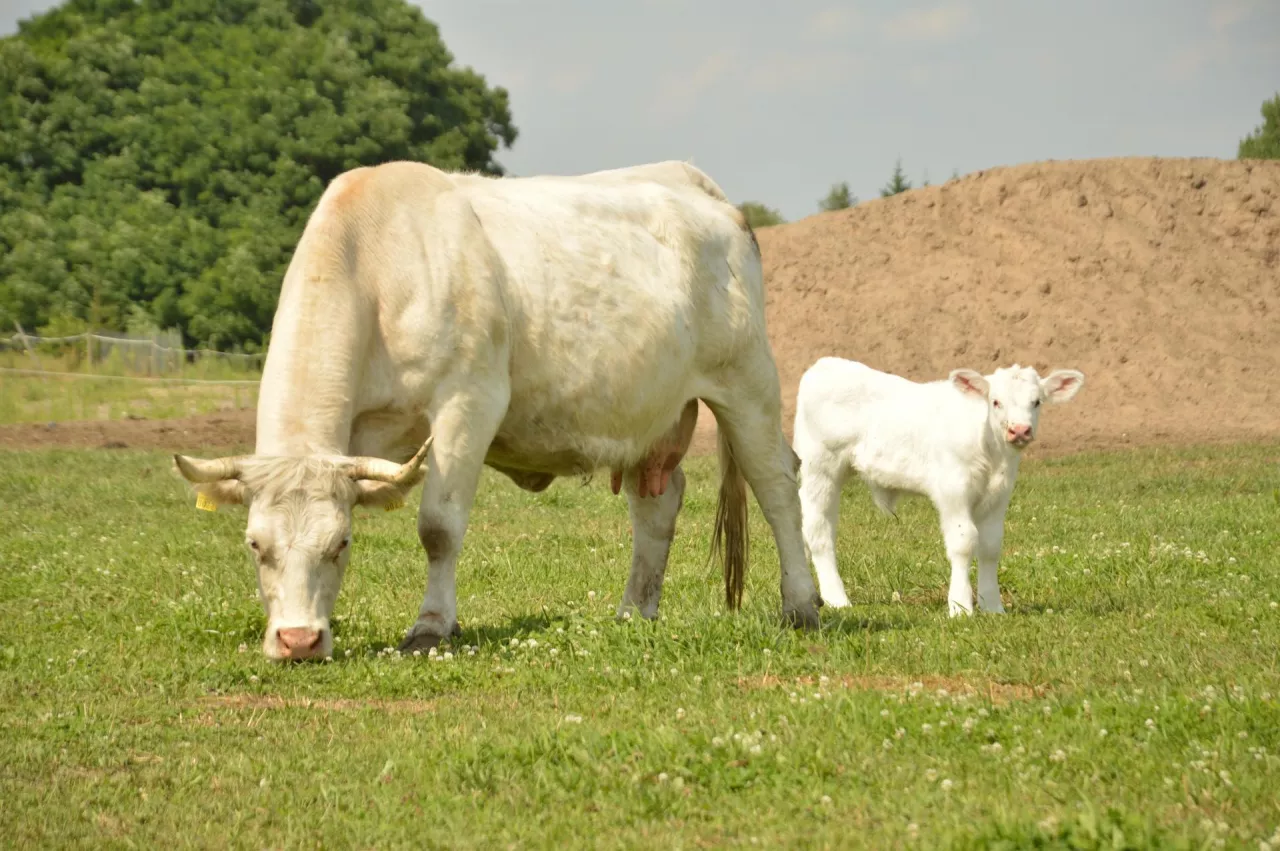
693, 155, 1280, 457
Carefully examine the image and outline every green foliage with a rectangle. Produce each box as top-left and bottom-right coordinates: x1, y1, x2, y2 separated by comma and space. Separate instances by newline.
1238, 93, 1280, 160
737, 200, 786, 228
818, 181, 857, 212
0, 0, 517, 349
880, 158, 912, 197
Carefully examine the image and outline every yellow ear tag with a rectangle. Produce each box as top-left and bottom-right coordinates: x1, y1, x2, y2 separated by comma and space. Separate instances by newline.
195, 492, 218, 512
384, 496, 405, 512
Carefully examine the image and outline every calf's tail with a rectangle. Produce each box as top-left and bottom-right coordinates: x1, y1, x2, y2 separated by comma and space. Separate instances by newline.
711, 428, 749, 610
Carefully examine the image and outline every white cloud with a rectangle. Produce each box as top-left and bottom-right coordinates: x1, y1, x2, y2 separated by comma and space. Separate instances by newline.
882, 3, 974, 44
650, 49, 737, 121
804, 6, 861, 41
746, 50, 862, 94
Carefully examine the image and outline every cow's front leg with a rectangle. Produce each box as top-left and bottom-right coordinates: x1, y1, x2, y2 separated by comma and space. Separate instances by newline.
400, 385, 508, 654
617, 465, 686, 620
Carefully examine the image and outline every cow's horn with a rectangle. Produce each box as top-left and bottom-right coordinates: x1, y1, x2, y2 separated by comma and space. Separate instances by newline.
173, 454, 247, 483
344, 436, 433, 486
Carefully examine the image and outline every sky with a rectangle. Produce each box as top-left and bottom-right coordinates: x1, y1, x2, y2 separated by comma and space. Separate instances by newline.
3, 0, 1278, 222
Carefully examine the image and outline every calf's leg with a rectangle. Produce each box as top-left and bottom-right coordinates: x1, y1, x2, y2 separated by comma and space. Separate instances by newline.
975, 506, 1009, 614
798, 453, 851, 608
937, 503, 978, 617
617, 465, 686, 620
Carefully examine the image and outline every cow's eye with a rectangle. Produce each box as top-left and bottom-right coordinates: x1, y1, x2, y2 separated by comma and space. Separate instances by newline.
247, 538, 261, 553
1034, 399, 1042, 408
332, 537, 350, 559
992, 400, 1002, 409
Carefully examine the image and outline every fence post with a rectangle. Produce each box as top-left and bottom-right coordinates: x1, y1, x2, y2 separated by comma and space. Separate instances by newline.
13, 321, 48, 384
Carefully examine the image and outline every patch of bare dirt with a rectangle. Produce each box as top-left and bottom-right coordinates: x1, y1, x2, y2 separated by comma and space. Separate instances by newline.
3, 156, 1277, 458
0, 409, 254, 452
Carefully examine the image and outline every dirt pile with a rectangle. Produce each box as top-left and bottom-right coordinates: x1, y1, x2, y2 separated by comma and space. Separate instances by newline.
3, 156, 1277, 456
694, 155, 1280, 456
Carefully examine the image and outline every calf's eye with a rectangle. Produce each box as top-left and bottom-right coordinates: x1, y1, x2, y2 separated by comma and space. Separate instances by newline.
992, 400, 1002, 409
1034, 400, 1042, 408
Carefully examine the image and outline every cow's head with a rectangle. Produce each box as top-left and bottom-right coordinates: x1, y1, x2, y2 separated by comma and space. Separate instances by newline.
173, 438, 432, 661
950, 365, 1084, 450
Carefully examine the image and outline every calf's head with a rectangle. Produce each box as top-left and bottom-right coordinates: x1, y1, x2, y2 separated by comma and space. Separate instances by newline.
173, 438, 432, 661
950, 365, 1084, 449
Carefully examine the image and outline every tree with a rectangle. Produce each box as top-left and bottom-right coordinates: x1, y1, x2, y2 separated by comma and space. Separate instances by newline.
1238, 93, 1280, 160
880, 158, 912, 197
737, 201, 786, 228
0, 0, 518, 350
818, 181, 857, 212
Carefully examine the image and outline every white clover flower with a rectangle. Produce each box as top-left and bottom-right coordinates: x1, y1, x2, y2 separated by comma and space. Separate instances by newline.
549, 648, 559, 657
921, 723, 933, 734
820, 795, 832, 805
676, 708, 686, 720
563, 714, 583, 724
925, 769, 938, 782
940, 779, 954, 792
1050, 749, 1066, 763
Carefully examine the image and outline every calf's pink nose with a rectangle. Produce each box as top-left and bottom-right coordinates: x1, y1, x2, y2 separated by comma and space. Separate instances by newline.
277, 627, 322, 655
1008, 424, 1032, 442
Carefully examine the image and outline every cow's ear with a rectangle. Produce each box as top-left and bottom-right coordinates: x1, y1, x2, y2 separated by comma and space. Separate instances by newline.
949, 369, 990, 399
193, 480, 249, 507
354, 480, 411, 511
1041, 369, 1084, 404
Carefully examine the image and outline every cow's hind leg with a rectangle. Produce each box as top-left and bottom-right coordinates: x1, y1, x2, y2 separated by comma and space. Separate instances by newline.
400, 383, 509, 654
618, 465, 686, 620
705, 364, 822, 628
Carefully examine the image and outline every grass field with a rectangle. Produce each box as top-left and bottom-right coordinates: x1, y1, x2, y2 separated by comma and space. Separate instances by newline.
0, 349, 260, 425
2, 443, 1279, 849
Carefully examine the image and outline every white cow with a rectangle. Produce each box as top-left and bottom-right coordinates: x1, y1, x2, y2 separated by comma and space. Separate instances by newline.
173, 159, 822, 661
792, 358, 1084, 616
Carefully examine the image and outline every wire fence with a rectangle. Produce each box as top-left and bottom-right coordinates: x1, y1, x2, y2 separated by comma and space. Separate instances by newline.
1, 330, 263, 426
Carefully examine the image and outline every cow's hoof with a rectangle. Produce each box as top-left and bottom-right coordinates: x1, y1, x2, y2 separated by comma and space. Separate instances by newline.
783, 603, 821, 631
397, 618, 461, 655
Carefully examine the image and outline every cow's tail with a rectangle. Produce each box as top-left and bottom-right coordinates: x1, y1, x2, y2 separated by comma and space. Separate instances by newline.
711, 427, 749, 611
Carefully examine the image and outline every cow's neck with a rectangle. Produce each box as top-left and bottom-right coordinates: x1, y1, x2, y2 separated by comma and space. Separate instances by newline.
254, 277, 369, 457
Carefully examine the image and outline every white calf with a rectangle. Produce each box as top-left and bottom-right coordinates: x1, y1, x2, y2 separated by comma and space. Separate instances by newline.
793, 358, 1084, 616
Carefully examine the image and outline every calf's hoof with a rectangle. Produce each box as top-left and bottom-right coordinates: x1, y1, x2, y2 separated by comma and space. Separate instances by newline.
397, 618, 462, 655
947, 601, 975, 618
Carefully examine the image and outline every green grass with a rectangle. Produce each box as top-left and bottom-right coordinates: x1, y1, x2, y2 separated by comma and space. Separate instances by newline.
0, 350, 260, 425
1, 443, 1279, 849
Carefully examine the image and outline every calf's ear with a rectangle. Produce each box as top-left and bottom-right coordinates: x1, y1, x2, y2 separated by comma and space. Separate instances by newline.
949, 369, 990, 399
1041, 369, 1085, 404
